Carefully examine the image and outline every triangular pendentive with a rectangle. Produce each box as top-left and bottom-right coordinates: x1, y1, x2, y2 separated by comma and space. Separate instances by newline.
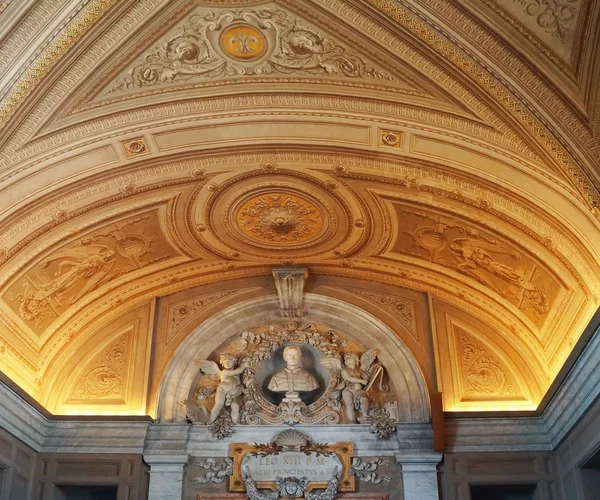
86, 2, 435, 106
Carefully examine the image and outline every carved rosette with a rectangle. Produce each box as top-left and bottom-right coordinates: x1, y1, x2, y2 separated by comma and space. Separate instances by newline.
191, 169, 369, 261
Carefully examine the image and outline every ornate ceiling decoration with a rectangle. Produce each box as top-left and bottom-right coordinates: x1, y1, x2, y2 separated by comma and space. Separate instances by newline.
0, 0, 598, 416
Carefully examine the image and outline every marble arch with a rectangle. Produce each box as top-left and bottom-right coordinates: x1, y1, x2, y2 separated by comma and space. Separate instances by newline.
157, 293, 430, 424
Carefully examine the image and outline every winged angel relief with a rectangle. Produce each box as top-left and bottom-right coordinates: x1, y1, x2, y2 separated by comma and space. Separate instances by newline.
320, 350, 386, 424
197, 354, 250, 424
184, 322, 398, 439
107, 8, 393, 94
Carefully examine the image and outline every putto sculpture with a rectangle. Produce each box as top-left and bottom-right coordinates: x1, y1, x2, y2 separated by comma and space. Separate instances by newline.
321, 350, 385, 424
185, 322, 398, 439
197, 354, 249, 424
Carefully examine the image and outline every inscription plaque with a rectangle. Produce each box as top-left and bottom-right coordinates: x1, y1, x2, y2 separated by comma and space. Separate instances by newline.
242, 451, 342, 482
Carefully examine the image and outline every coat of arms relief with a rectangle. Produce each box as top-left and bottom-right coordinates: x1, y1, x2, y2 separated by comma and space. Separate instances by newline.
182, 322, 398, 440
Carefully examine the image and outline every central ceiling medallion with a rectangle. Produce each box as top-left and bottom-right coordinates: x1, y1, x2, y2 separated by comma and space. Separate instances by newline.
194, 170, 369, 262
220, 25, 267, 61
236, 193, 323, 244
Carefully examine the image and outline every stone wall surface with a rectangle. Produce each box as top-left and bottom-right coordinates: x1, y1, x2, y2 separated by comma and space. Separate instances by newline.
0, 426, 38, 500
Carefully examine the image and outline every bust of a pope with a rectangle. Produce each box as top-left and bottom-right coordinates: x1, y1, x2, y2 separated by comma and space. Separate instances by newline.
267, 346, 319, 402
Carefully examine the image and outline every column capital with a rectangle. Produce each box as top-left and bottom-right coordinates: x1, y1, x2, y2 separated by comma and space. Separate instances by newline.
394, 452, 443, 467
144, 454, 189, 472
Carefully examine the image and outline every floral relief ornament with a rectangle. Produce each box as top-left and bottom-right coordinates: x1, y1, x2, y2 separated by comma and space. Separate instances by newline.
108, 8, 394, 93
236, 193, 323, 244
513, 0, 579, 42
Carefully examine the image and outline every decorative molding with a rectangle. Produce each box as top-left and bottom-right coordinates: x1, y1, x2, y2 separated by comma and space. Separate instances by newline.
166, 291, 239, 344
122, 137, 149, 157
366, 0, 600, 208
345, 288, 418, 340
0, 0, 119, 130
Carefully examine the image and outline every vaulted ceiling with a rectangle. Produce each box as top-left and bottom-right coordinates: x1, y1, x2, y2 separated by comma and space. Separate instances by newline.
0, 0, 599, 416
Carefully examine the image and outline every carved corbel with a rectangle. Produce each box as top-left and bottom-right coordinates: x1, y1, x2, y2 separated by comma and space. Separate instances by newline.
272, 267, 308, 318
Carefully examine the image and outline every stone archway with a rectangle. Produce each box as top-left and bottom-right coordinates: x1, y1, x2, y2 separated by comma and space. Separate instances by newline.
157, 293, 430, 424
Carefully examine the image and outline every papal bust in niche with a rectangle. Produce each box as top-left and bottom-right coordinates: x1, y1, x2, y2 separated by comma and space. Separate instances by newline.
267, 346, 319, 402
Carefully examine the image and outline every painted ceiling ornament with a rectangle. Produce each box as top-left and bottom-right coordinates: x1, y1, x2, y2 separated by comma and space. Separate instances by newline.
107, 8, 394, 94
220, 25, 267, 61
186, 323, 398, 439
236, 193, 323, 244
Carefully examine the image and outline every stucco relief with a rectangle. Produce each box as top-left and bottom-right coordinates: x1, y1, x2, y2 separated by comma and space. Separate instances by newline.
184, 321, 399, 439
236, 193, 324, 245
193, 169, 369, 261
105, 6, 396, 97
166, 291, 240, 345
388, 204, 562, 328
344, 288, 418, 340
457, 329, 516, 398
70, 332, 128, 400
3, 211, 174, 332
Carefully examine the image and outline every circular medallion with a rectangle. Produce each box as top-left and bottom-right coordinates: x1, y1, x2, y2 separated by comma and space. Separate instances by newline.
236, 192, 323, 244
220, 25, 267, 61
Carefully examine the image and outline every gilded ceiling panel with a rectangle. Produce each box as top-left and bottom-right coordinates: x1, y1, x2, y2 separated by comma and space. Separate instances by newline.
0, 0, 598, 417
431, 298, 542, 411
2, 209, 177, 335
385, 202, 565, 331
87, 2, 429, 109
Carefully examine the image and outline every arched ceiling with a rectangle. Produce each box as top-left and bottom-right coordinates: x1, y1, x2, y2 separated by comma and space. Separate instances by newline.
0, 0, 599, 416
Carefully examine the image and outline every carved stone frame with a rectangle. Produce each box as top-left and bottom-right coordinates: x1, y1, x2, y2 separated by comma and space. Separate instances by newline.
228, 441, 355, 493
197, 493, 390, 500
198, 495, 389, 499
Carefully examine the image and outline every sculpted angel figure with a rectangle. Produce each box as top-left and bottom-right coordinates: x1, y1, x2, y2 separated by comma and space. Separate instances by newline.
321, 350, 382, 423
197, 354, 249, 424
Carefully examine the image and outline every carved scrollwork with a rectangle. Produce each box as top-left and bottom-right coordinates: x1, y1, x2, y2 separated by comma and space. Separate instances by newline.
72, 335, 126, 399
191, 458, 234, 485
459, 332, 516, 397
349, 457, 391, 483
108, 8, 394, 94
513, 0, 579, 42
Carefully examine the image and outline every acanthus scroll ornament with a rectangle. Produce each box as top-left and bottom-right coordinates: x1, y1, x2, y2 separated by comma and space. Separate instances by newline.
511, 0, 579, 42
108, 8, 395, 94
191, 458, 234, 485
349, 457, 391, 484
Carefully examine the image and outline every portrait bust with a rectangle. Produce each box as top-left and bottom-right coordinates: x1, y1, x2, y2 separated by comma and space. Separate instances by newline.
267, 345, 319, 402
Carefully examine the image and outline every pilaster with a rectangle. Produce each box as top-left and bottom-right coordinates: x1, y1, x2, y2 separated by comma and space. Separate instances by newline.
395, 452, 443, 500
